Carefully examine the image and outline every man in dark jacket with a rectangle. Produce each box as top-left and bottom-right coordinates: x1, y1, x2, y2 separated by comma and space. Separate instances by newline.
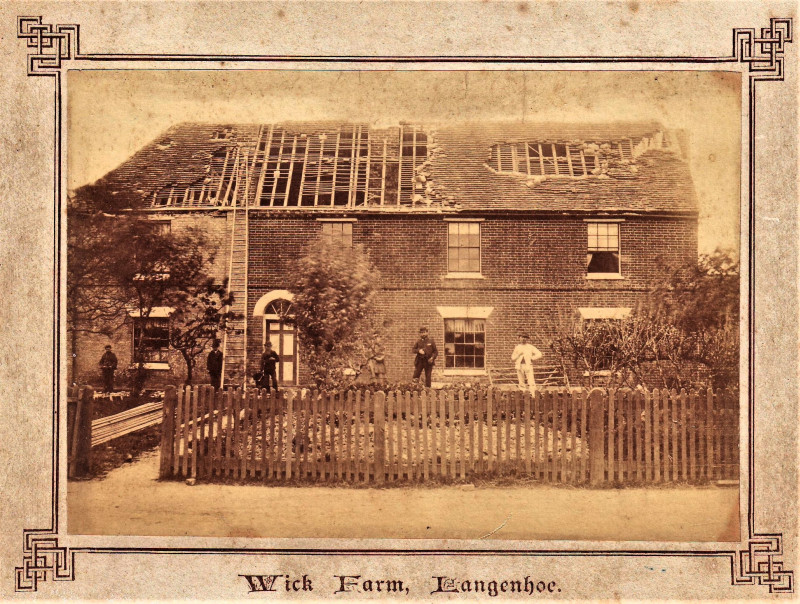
412, 327, 438, 388
260, 341, 280, 394
99, 345, 118, 393
207, 340, 223, 389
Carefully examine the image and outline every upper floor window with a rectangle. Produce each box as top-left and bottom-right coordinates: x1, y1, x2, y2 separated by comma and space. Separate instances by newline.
447, 222, 481, 274
586, 222, 621, 277
320, 221, 353, 247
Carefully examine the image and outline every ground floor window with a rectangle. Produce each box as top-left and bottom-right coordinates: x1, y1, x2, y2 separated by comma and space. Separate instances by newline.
443, 318, 485, 368
132, 317, 170, 363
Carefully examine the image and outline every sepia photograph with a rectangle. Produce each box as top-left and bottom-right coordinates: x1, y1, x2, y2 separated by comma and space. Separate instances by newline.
65, 69, 742, 541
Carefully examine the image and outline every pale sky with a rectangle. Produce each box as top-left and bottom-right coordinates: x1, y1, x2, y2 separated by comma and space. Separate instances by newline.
68, 70, 741, 255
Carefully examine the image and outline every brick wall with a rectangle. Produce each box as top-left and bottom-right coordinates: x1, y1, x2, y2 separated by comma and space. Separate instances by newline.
246, 211, 698, 385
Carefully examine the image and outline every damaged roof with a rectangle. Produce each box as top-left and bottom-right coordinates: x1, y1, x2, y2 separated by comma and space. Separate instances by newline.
90, 121, 697, 214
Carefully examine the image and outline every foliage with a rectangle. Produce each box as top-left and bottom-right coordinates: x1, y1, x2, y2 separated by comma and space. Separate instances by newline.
550, 250, 740, 389
169, 281, 241, 385
68, 185, 220, 394
288, 241, 383, 390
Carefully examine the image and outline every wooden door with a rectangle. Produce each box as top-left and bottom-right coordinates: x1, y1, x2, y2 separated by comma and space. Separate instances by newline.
266, 319, 298, 385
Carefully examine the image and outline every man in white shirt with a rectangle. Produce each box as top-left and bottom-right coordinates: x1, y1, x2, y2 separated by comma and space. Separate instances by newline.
511, 333, 543, 393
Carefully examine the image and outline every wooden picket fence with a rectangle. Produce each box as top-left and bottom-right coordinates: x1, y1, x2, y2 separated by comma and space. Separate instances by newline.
159, 385, 739, 485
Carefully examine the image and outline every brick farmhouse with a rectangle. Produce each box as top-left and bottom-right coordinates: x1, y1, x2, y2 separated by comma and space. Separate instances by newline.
70, 121, 697, 388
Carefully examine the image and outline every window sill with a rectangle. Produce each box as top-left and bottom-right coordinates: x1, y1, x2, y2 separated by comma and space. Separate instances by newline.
444, 272, 485, 280
129, 362, 171, 371
442, 369, 487, 376
583, 370, 612, 377
585, 273, 624, 280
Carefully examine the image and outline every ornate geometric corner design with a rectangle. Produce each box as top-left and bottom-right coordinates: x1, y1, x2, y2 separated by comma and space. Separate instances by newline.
17, 16, 80, 77
733, 17, 793, 81
15, 530, 75, 592
732, 534, 794, 594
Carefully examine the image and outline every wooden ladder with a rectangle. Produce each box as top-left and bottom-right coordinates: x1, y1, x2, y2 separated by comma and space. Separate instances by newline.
221, 152, 249, 388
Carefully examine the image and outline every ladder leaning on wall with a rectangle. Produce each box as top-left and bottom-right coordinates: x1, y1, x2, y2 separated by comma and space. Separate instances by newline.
220, 147, 250, 388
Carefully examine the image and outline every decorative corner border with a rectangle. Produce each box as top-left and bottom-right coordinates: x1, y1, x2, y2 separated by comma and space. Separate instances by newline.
733, 534, 794, 594
733, 17, 793, 81
17, 16, 79, 76
15, 530, 75, 592
13, 12, 796, 596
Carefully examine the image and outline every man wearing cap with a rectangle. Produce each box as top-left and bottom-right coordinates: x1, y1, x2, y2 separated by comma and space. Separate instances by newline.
260, 341, 280, 394
99, 345, 118, 393
511, 333, 542, 393
207, 340, 223, 389
412, 327, 438, 388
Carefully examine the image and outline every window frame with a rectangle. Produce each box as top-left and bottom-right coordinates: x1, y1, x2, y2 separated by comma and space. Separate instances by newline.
317, 218, 356, 247
577, 307, 632, 375
445, 219, 483, 278
131, 313, 172, 369
585, 219, 624, 280
443, 317, 487, 373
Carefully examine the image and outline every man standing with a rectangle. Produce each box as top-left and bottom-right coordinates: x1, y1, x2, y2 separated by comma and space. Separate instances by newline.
511, 333, 543, 393
99, 345, 118, 393
260, 341, 280, 394
412, 327, 438, 388
207, 340, 223, 389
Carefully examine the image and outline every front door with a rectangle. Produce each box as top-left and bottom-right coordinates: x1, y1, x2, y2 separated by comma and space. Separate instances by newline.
265, 318, 298, 385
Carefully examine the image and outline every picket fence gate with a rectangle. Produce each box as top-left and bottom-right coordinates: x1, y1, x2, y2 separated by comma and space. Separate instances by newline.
158, 385, 738, 485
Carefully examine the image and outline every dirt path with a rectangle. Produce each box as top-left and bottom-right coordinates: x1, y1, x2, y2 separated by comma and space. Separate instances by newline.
68, 449, 739, 541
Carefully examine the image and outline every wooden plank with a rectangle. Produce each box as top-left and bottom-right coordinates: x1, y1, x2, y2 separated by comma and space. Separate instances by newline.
179, 387, 189, 477
616, 390, 625, 481
534, 391, 541, 479
448, 391, 457, 479
679, 389, 688, 481
579, 389, 588, 484
345, 391, 353, 481
239, 389, 250, 480
476, 390, 485, 474
570, 390, 578, 483
190, 386, 200, 479
458, 391, 466, 480
413, 391, 421, 480
704, 388, 713, 480
468, 390, 476, 476
249, 390, 259, 478
160, 386, 176, 479
255, 390, 265, 480
607, 389, 615, 483
285, 390, 294, 479
625, 389, 633, 481
560, 390, 568, 483
373, 392, 386, 484
266, 392, 276, 480
652, 389, 661, 482
549, 391, 558, 482
200, 385, 210, 478
588, 388, 605, 485
688, 390, 697, 482
310, 390, 318, 480
439, 390, 447, 477
513, 390, 522, 476
644, 389, 653, 483
661, 389, 670, 482
404, 391, 412, 480
324, 391, 332, 481
221, 389, 232, 478
277, 391, 286, 480
523, 391, 532, 477
713, 390, 721, 480
671, 389, 679, 482
386, 391, 395, 481
296, 390, 306, 479
421, 391, 430, 481
354, 390, 363, 482
496, 390, 504, 475
635, 391, 643, 483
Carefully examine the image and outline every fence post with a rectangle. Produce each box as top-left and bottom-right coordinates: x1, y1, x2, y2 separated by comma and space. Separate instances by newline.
374, 392, 386, 485
73, 386, 94, 478
588, 388, 606, 486
159, 386, 177, 478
